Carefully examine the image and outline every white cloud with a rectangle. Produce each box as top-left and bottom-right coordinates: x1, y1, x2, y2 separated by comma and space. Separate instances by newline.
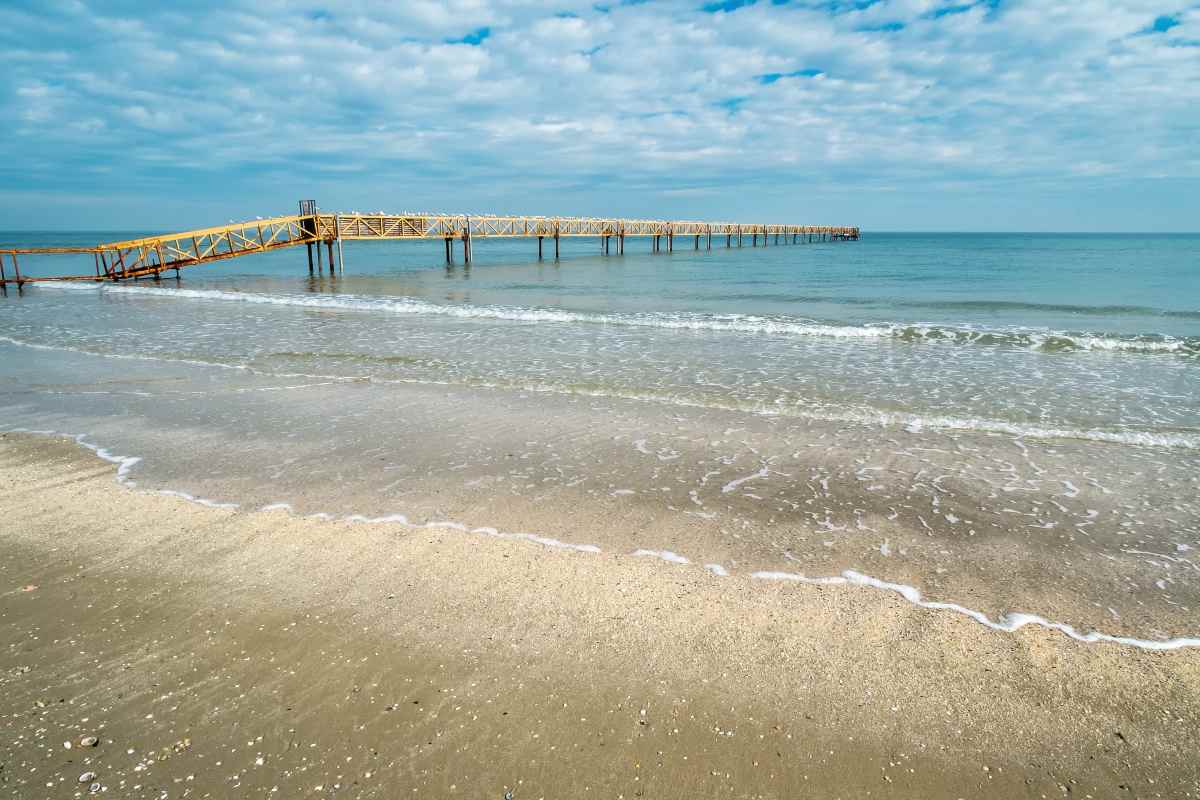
0, 0, 1197, 229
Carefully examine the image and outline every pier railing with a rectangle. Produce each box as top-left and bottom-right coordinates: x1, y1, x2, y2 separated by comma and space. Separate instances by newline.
0, 205, 859, 287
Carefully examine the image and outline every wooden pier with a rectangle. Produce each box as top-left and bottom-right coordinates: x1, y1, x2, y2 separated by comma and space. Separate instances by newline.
0, 203, 859, 288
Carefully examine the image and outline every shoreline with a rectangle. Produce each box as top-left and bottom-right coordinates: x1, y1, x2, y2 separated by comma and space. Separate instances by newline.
3, 432, 1199, 797
12, 426, 1200, 653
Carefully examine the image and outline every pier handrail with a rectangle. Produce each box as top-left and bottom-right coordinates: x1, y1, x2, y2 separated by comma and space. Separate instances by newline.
0, 209, 859, 287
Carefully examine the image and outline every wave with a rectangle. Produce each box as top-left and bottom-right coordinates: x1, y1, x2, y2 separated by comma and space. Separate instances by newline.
440, 379, 1200, 450
721, 292, 1200, 320
35, 283, 1200, 356
3, 332, 1198, 450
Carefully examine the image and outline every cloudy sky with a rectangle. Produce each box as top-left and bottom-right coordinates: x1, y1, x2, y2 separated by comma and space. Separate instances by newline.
2, 0, 1198, 231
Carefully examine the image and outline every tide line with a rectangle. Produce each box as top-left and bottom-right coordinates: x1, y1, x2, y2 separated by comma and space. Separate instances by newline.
5, 427, 1198, 652
752, 569, 1200, 651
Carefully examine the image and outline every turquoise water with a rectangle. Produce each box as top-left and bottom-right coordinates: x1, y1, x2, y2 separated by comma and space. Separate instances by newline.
2, 230, 1198, 640
5, 231, 1198, 437
8, 231, 1199, 337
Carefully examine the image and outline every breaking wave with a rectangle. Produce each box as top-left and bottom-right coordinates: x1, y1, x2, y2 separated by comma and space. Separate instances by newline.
42, 283, 1200, 356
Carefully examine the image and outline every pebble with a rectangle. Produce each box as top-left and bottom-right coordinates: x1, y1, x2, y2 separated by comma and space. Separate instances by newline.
89, 782, 102, 794
80, 735, 99, 747
78, 771, 96, 783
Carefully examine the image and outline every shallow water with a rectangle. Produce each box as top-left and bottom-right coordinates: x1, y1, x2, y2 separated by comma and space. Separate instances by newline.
2, 231, 1198, 643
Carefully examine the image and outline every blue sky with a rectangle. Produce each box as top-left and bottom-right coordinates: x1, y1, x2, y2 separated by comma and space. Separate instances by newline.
1, 0, 1198, 231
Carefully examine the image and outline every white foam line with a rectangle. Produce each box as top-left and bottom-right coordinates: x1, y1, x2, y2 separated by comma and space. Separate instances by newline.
157, 489, 240, 510
47, 283, 1198, 355
342, 514, 604, 553
633, 548, 690, 565
6, 427, 1198, 651
2, 427, 239, 510
71, 435, 142, 487
752, 569, 1200, 651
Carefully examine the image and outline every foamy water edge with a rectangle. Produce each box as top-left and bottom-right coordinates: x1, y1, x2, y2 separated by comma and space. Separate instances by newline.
5, 426, 1198, 652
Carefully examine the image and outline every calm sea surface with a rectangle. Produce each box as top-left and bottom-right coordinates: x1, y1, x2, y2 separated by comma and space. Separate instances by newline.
3, 231, 1198, 642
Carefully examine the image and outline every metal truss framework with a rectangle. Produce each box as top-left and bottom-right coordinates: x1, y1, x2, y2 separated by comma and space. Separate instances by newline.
1, 212, 860, 285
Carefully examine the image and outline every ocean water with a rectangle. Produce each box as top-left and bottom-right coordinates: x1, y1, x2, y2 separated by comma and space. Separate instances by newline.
2, 231, 1198, 645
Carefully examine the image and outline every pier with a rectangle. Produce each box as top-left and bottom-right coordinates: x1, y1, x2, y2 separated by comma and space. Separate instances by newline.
0, 202, 859, 288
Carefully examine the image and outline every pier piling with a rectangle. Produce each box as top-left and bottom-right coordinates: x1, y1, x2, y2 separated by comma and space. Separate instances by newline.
335, 215, 345, 273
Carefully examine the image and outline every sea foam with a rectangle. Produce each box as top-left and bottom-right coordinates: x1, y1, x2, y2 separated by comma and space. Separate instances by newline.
41, 282, 1200, 356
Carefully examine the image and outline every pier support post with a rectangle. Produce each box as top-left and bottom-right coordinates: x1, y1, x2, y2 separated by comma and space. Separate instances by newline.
619, 232, 625, 255
446, 237, 453, 264
307, 242, 314, 274
707, 228, 712, 250
326, 240, 336, 275
554, 227, 560, 260
694, 234, 699, 250
336, 215, 345, 274
668, 232, 674, 252
538, 236, 543, 260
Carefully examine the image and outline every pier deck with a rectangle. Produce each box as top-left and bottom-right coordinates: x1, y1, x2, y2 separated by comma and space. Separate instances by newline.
0, 206, 859, 287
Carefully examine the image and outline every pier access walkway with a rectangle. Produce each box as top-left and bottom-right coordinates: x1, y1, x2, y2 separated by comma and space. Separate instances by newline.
0, 205, 860, 287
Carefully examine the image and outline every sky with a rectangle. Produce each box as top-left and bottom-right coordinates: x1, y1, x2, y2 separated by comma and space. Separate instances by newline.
1, 0, 1198, 232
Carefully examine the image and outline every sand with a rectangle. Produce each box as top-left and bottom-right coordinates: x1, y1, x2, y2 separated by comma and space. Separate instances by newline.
1, 431, 1198, 799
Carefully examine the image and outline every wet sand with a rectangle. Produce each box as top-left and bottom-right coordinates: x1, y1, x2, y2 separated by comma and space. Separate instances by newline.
2, 432, 1199, 799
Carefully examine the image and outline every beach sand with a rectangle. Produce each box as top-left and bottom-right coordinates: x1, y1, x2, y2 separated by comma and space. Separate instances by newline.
2, 432, 1198, 799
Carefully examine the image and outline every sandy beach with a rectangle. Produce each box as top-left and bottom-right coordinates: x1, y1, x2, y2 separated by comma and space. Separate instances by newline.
2, 432, 1198, 799
6, 0, 1200, 795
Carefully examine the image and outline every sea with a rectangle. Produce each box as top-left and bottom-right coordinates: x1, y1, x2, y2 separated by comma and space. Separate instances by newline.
2, 230, 1198, 647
